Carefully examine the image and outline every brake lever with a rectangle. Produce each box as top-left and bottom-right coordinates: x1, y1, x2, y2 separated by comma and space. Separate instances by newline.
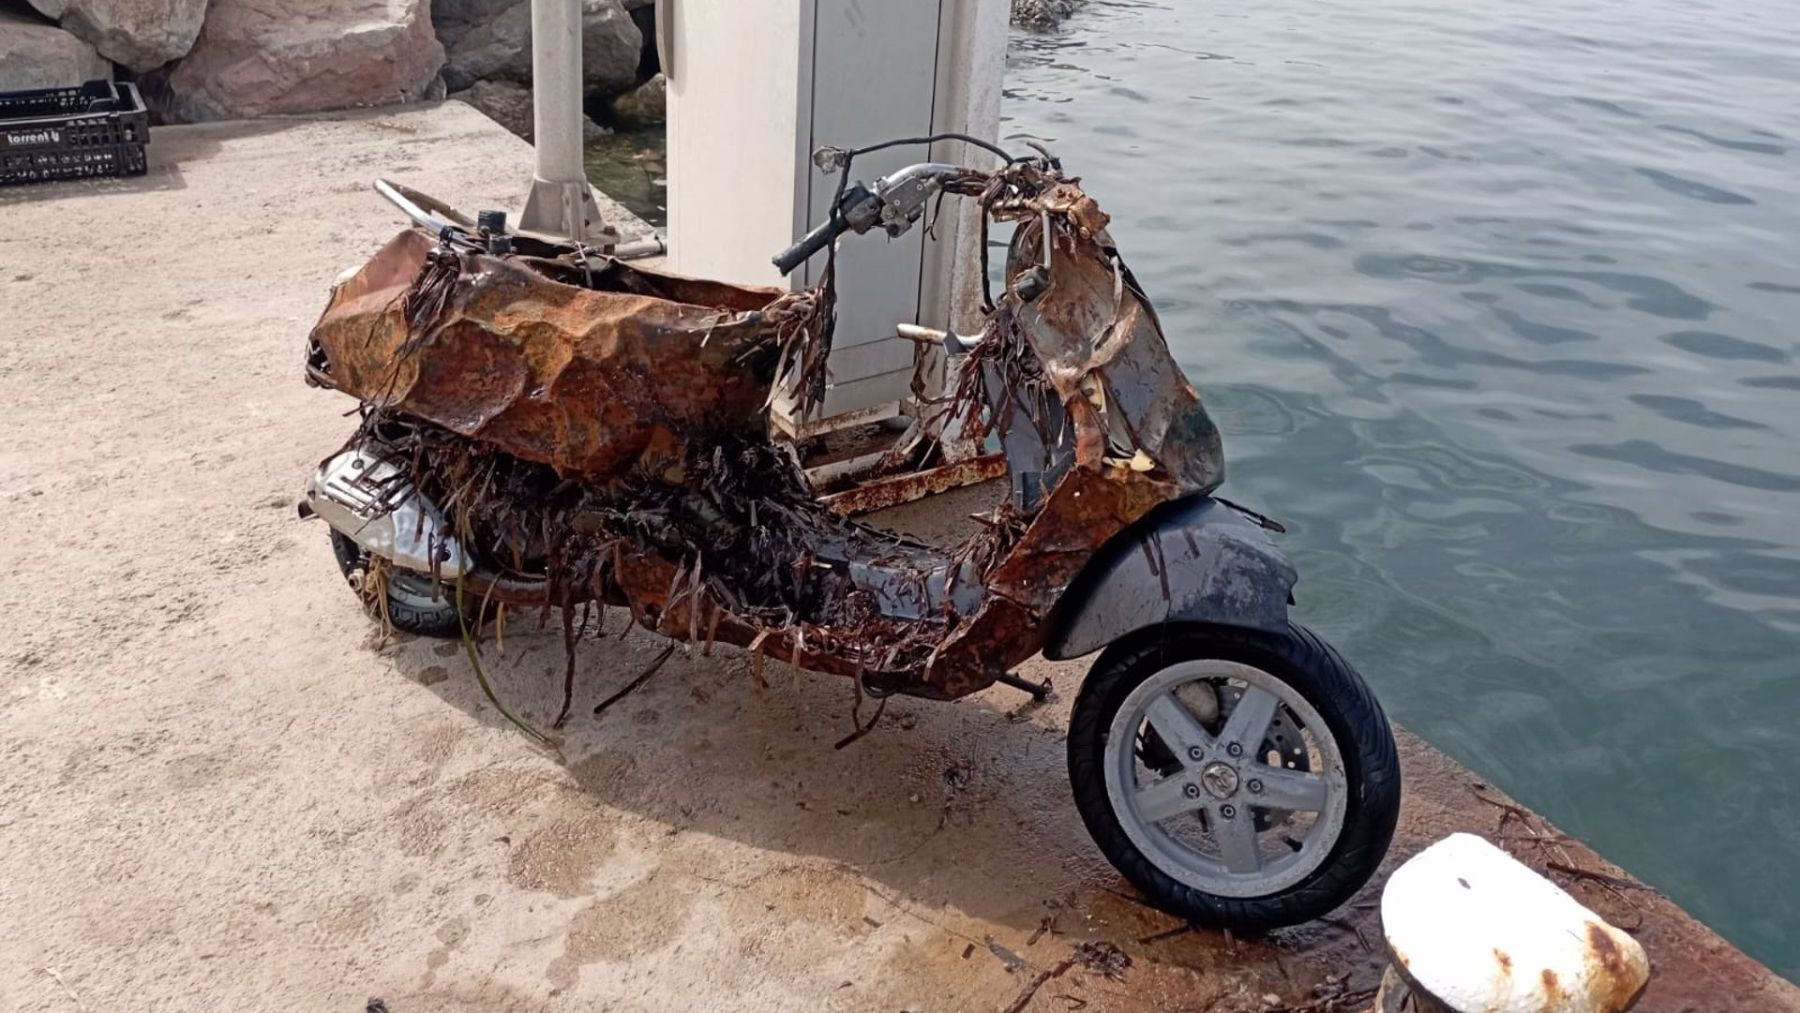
875, 174, 938, 236
870, 163, 961, 237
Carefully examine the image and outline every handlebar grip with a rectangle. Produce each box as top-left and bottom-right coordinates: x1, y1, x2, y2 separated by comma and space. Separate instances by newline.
772, 216, 847, 276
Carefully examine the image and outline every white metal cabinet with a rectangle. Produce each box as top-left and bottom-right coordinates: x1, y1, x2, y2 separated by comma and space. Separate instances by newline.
662, 0, 1006, 429
795, 0, 941, 419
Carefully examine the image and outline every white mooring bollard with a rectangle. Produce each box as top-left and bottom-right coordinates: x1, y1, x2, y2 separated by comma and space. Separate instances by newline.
1375, 833, 1650, 1013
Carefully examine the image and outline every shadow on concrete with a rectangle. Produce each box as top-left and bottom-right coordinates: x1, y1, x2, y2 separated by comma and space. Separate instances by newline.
361, 596, 1392, 1002
371, 484, 1135, 933
279, 478, 1380, 1007
0, 120, 286, 205
0, 104, 443, 206
379, 578, 1094, 914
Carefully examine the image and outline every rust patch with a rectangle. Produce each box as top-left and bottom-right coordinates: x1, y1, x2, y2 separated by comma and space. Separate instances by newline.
1584, 920, 1650, 1013
1493, 948, 1511, 974
1586, 921, 1627, 977
308, 229, 814, 479
821, 454, 1007, 515
1541, 967, 1562, 1001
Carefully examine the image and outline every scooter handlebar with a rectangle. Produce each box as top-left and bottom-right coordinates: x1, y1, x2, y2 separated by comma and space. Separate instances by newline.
772, 163, 966, 277
772, 214, 849, 276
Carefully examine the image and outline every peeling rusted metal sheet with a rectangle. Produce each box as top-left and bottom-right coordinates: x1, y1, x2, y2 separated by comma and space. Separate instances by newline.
985, 465, 1178, 611
307, 228, 815, 479
820, 454, 1007, 515
995, 180, 1224, 497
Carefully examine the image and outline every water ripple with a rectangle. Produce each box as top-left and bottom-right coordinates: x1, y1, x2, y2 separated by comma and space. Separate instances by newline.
1662, 329, 1790, 363
1636, 167, 1757, 205
1569, 439, 1800, 492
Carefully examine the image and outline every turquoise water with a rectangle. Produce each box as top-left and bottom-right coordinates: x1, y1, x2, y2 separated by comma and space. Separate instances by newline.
1001, 0, 1799, 978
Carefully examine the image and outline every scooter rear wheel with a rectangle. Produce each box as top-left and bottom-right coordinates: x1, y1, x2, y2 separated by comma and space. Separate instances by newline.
1067, 622, 1399, 930
328, 529, 466, 639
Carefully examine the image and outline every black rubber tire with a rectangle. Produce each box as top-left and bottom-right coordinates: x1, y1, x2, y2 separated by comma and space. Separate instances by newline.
1067, 622, 1400, 931
328, 529, 466, 639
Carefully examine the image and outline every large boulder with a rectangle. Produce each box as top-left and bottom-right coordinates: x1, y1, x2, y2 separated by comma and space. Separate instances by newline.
156, 0, 444, 121
608, 71, 662, 127
578, 0, 643, 94
24, 0, 207, 71
440, 0, 639, 95
438, 0, 526, 91
428, 0, 512, 48
0, 8, 111, 90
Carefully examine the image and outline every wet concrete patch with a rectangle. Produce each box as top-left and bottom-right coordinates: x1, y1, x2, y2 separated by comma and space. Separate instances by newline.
507, 814, 618, 897
546, 870, 694, 988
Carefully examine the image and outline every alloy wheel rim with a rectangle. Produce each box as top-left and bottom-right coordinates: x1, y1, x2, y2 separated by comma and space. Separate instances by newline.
1102, 659, 1349, 898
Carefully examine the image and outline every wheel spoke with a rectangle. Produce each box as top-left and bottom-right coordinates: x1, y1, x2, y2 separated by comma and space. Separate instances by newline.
1133, 775, 1204, 823
1249, 764, 1328, 812
1143, 691, 1211, 757
1210, 805, 1262, 873
1219, 685, 1279, 755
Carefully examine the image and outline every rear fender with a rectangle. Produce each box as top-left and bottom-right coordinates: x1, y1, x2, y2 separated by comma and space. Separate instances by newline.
1042, 496, 1295, 661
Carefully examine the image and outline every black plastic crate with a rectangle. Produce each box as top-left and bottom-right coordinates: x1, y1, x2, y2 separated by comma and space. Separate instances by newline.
0, 79, 148, 186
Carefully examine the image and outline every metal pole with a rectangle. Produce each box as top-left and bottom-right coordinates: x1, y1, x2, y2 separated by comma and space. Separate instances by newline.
518, 0, 611, 245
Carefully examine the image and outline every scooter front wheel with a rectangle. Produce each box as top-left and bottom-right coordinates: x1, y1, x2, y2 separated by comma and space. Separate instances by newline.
1067, 623, 1399, 930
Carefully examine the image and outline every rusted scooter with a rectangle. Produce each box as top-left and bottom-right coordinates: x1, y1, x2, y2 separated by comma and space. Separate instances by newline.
299, 139, 1400, 929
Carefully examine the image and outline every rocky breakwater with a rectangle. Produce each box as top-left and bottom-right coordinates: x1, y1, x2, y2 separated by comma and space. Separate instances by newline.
1, 0, 443, 117
1, 0, 1058, 132
435, 0, 660, 141
0, 3, 111, 91
18, 0, 206, 74
0, 0, 656, 133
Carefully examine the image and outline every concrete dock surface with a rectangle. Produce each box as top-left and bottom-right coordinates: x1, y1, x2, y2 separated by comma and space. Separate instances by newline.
1, 101, 1793, 1012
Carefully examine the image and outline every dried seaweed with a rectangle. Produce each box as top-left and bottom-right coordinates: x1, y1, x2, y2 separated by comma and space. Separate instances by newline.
364, 415, 964, 719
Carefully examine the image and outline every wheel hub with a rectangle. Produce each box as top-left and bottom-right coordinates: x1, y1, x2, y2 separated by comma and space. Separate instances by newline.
1200, 760, 1240, 799
1100, 658, 1353, 899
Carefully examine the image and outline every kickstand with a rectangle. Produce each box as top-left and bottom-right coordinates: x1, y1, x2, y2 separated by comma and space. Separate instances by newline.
996, 672, 1052, 701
